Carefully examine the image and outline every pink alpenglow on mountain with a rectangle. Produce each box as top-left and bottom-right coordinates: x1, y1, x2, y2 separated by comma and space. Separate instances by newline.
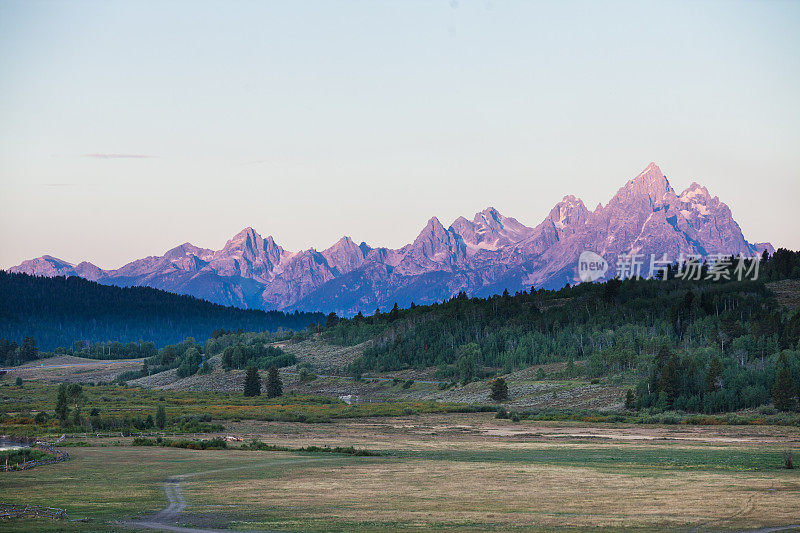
9, 163, 771, 315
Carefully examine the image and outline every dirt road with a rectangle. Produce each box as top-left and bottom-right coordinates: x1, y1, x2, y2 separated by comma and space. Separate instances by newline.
126, 457, 336, 532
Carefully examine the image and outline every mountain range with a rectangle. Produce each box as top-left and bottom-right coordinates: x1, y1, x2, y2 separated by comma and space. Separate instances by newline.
9, 163, 773, 315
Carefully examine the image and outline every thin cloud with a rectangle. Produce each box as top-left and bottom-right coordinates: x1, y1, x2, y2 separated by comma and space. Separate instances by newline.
82, 153, 157, 159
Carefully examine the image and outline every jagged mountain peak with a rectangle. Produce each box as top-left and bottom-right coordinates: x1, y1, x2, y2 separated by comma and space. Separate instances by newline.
554, 195, 587, 211
321, 236, 367, 275
330, 235, 356, 247
164, 242, 212, 260
609, 162, 675, 208
680, 182, 712, 200
476, 206, 501, 222
226, 226, 261, 246
547, 195, 589, 230
424, 216, 445, 230
449, 207, 534, 254
409, 216, 454, 245
631, 162, 668, 187
8, 162, 773, 314
322, 236, 363, 257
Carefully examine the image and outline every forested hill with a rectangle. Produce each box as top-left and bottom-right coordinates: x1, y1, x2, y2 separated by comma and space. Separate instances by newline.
0, 271, 325, 351
325, 249, 800, 414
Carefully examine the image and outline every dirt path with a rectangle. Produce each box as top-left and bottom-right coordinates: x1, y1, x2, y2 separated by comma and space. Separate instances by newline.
125, 457, 336, 532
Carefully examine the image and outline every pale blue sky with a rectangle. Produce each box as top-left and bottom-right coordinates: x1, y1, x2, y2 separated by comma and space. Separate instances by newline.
1, 0, 798, 269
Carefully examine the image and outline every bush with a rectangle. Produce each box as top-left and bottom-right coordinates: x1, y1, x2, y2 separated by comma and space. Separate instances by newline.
298, 368, 316, 382
402, 380, 413, 389
116, 370, 141, 383
784, 450, 794, 469
490, 377, 509, 402
132, 437, 228, 450
132, 436, 160, 446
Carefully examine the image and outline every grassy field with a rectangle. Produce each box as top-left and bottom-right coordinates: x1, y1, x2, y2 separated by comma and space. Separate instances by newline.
7, 337, 636, 412
4, 374, 800, 441
0, 377, 480, 437
1, 412, 799, 532
3, 364, 800, 531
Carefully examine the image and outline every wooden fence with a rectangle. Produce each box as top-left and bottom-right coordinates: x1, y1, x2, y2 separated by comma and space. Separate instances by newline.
0, 503, 67, 520
1, 440, 70, 472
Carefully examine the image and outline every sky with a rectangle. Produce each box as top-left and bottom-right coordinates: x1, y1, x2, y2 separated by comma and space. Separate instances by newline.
1, 0, 799, 270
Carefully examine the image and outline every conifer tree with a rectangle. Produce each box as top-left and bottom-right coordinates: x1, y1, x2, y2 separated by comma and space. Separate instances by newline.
706, 356, 723, 392
155, 404, 167, 429
55, 383, 70, 424
490, 377, 509, 402
625, 389, 636, 410
772, 354, 796, 411
244, 366, 261, 397
266, 366, 282, 398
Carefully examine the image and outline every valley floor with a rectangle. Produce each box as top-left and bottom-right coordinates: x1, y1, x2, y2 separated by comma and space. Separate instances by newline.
2, 413, 800, 532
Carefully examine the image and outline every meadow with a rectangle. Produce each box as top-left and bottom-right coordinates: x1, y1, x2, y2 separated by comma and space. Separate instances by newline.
1, 412, 799, 532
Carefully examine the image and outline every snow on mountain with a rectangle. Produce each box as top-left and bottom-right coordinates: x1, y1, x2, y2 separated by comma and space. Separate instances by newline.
7, 163, 773, 314
450, 207, 534, 255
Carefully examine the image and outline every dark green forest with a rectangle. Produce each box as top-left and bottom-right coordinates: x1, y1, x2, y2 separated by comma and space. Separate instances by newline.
0, 271, 324, 354
116, 330, 297, 382
325, 249, 800, 414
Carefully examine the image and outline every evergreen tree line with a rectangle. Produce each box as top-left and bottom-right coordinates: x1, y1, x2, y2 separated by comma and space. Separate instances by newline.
53, 340, 158, 360
0, 271, 324, 350
137, 332, 297, 379
220, 343, 295, 371
0, 336, 37, 367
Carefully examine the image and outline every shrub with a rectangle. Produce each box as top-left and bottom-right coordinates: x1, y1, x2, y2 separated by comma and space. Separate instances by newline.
298, 368, 316, 382
132, 436, 160, 446
784, 450, 794, 469
490, 377, 509, 402
116, 370, 141, 383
